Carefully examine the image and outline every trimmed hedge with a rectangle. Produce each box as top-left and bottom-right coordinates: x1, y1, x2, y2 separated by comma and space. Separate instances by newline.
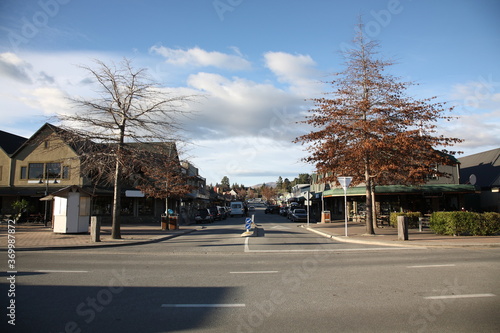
389, 212, 422, 228
430, 212, 500, 236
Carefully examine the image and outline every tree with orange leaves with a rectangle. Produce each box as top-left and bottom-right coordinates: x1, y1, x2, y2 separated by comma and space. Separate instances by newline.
295, 25, 462, 235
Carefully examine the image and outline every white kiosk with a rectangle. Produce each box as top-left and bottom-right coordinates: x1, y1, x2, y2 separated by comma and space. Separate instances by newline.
51, 185, 93, 234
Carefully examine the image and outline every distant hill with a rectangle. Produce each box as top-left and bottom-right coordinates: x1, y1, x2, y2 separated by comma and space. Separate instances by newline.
251, 182, 277, 189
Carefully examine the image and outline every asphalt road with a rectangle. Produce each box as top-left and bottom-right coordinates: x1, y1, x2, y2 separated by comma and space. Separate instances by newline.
1, 208, 499, 332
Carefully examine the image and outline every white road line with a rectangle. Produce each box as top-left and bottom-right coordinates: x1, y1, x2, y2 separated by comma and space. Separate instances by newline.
424, 294, 496, 300
35, 270, 89, 273
244, 237, 424, 253
407, 264, 456, 268
270, 225, 291, 230
161, 304, 246, 308
230, 271, 278, 274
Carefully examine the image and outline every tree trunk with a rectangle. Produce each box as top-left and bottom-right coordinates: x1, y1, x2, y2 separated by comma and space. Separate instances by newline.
111, 127, 125, 240
371, 183, 378, 229
365, 162, 375, 235
111, 157, 122, 239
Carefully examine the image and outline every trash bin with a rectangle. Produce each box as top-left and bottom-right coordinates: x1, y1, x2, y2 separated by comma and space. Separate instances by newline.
161, 215, 168, 230
321, 211, 331, 223
168, 215, 178, 230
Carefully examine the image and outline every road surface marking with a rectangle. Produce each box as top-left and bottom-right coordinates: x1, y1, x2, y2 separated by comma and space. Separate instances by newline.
407, 264, 456, 268
270, 225, 291, 230
161, 304, 246, 308
244, 237, 425, 253
35, 270, 89, 273
230, 271, 278, 274
424, 294, 496, 300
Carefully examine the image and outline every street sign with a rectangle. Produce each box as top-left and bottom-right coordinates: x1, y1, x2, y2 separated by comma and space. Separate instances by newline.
245, 218, 252, 230
338, 176, 352, 190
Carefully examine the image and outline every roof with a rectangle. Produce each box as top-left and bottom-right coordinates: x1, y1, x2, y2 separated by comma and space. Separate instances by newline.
0, 130, 27, 155
458, 148, 500, 187
10, 123, 83, 158
323, 184, 478, 197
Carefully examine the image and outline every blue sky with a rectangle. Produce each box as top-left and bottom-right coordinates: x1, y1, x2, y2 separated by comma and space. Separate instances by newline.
1, 0, 499, 186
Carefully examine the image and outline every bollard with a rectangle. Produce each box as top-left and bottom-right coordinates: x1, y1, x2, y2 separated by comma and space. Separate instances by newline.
90, 216, 101, 242
397, 216, 409, 241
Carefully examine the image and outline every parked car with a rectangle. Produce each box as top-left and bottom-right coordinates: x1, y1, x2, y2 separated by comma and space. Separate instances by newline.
209, 206, 224, 221
195, 208, 214, 224
265, 205, 280, 214
291, 209, 307, 222
218, 206, 228, 220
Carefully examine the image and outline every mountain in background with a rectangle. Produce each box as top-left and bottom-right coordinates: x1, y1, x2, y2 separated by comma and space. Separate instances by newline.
250, 182, 277, 189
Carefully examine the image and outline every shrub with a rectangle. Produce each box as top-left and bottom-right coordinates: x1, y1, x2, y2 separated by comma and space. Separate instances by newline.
389, 212, 422, 228
480, 212, 500, 236
430, 211, 500, 236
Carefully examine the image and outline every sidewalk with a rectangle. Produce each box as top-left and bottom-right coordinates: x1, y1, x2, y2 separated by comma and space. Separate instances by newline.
305, 220, 500, 248
0, 222, 199, 251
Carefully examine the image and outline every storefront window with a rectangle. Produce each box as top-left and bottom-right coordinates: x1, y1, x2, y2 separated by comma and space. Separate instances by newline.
138, 197, 155, 216
121, 198, 134, 216
92, 197, 112, 215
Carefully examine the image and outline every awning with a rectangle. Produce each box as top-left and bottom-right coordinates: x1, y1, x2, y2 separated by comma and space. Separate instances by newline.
323, 184, 478, 198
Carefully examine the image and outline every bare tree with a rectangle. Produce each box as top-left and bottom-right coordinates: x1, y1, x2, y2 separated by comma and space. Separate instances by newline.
295, 24, 462, 234
56, 58, 195, 239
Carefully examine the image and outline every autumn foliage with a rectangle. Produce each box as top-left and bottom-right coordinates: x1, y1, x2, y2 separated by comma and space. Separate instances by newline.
295, 26, 462, 234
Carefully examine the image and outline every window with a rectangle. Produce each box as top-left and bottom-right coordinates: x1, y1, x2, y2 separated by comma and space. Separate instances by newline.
27, 163, 63, 180
62, 166, 70, 179
46, 163, 61, 178
138, 198, 155, 216
28, 163, 44, 179
20, 166, 27, 179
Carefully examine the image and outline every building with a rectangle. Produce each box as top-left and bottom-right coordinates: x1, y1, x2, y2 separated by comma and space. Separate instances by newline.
312, 154, 477, 222
0, 129, 28, 219
459, 148, 500, 212
0, 123, 187, 224
179, 161, 210, 224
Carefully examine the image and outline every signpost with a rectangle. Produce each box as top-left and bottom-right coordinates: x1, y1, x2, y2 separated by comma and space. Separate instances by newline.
245, 217, 252, 232
338, 176, 352, 237
306, 191, 312, 227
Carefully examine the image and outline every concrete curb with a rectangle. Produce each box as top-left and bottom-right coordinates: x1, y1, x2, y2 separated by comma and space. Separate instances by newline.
304, 226, 500, 248
12, 228, 199, 252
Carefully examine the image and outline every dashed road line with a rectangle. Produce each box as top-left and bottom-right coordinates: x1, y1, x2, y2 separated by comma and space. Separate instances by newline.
161, 304, 246, 308
407, 264, 456, 268
424, 294, 496, 300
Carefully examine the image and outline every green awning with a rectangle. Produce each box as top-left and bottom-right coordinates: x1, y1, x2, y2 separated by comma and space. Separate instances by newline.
323, 184, 478, 197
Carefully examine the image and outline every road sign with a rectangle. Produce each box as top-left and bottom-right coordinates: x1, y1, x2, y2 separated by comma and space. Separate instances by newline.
338, 176, 352, 190
245, 218, 252, 230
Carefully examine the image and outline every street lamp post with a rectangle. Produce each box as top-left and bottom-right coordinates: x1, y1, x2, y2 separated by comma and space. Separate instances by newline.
39, 165, 59, 227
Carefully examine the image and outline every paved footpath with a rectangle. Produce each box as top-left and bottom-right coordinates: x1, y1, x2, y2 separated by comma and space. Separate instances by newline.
0, 222, 199, 251
1, 220, 499, 250
306, 221, 500, 248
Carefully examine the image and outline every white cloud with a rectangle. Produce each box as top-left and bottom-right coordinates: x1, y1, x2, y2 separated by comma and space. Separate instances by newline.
264, 51, 322, 97
443, 79, 500, 155
184, 72, 309, 139
0, 52, 33, 84
150, 46, 251, 71
19, 87, 70, 115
